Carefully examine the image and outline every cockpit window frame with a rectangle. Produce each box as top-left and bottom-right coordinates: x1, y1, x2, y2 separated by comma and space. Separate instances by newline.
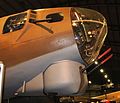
2, 13, 27, 34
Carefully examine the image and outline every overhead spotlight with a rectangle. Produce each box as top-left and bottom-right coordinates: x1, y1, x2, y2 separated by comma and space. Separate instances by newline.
100, 69, 104, 73
110, 82, 114, 86
104, 74, 108, 78
88, 81, 92, 84
94, 61, 98, 65
107, 79, 110, 82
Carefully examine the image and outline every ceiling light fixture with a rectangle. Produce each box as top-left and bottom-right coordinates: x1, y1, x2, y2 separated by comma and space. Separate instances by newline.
88, 81, 92, 84
110, 82, 114, 86
104, 74, 108, 78
107, 79, 110, 82
94, 61, 98, 65
100, 69, 104, 73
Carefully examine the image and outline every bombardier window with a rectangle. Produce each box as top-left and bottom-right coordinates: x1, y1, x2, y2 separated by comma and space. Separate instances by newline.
3, 13, 27, 34
71, 8, 107, 64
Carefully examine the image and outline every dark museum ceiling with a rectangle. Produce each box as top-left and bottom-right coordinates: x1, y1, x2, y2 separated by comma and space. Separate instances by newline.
0, 0, 120, 89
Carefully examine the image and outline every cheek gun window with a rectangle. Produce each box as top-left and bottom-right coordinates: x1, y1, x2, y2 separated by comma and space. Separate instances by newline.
3, 13, 27, 34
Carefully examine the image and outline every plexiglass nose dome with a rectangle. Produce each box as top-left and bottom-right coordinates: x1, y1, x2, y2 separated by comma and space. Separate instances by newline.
71, 7, 108, 64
